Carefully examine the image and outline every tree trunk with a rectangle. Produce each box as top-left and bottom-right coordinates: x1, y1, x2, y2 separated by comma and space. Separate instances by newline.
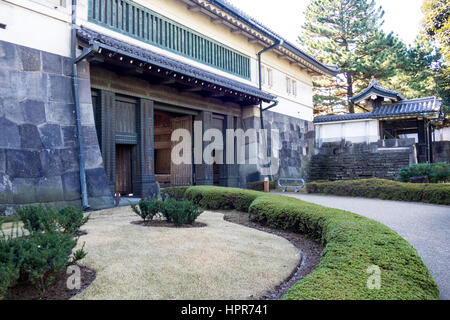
346, 72, 355, 113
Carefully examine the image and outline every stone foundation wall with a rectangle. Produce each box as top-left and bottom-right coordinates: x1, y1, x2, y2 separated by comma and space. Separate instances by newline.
264, 111, 315, 179
433, 141, 450, 163
308, 139, 414, 181
238, 109, 315, 185
0, 40, 113, 215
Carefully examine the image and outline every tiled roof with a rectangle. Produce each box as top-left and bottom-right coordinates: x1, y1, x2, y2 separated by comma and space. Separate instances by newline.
77, 27, 276, 102
204, 0, 339, 76
372, 97, 441, 117
349, 78, 405, 104
314, 97, 442, 123
314, 113, 375, 123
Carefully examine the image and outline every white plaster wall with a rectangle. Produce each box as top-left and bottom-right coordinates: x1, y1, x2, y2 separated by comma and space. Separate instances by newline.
0, 0, 72, 57
435, 127, 450, 141
316, 119, 379, 143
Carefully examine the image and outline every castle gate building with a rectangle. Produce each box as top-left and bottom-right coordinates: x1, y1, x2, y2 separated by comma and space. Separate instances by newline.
0, 0, 336, 211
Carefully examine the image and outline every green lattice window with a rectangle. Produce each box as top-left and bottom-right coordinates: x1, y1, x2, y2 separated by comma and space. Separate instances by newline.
88, 0, 251, 79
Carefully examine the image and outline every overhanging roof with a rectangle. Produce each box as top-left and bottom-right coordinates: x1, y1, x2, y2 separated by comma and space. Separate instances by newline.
77, 27, 276, 103
314, 97, 442, 123
183, 0, 339, 77
372, 97, 441, 117
350, 78, 405, 104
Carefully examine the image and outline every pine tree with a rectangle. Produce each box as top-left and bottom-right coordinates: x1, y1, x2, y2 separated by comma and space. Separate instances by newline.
423, 0, 450, 63
386, 36, 442, 100
422, 0, 450, 115
300, 0, 409, 113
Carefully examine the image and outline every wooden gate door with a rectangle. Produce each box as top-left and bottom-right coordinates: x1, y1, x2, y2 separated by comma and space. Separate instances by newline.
170, 116, 193, 186
212, 117, 224, 185
116, 144, 133, 195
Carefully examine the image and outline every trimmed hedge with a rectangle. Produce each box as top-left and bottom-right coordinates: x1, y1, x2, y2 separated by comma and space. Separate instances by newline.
182, 186, 439, 300
185, 186, 261, 212
161, 186, 190, 201
306, 179, 450, 205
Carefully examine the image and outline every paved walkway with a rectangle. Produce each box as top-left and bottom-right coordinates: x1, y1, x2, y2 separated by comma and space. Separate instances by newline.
279, 193, 450, 300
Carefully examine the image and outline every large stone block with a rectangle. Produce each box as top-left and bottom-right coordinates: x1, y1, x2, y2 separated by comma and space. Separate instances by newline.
62, 57, 73, 77
21, 99, 46, 125
12, 178, 37, 204
80, 103, 95, 126
47, 74, 74, 103
0, 69, 8, 88
40, 149, 63, 177
6, 149, 42, 178
84, 146, 103, 170
86, 168, 113, 198
61, 171, 81, 201
42, 51, 62, 74
10, 71, 47, 101
45, 102, 76, 125
38, 123, 63, 148
18, 46, 41, 72
0, 173, 13, 204
1, 97, 24, 124
19, 124, 43, 149
0, 149, 5, 173
62, 126, 77, 147
36, 176, 64, 202
83, 126, 99, 146
78, 78, 92, 104
0, 41, 19, 70
77, 60, 90, 79
59, 148, 79, 173
0, 117, 20, 148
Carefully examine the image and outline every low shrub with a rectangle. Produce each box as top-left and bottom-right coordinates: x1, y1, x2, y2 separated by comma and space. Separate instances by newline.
131, 199, 162, 221
0, 235, 20, 299
12, 232, 77, 291
161, 186, 189, 201
0, 205, 87, 298
183, 186, 439, 300
399, 162, 450, 183
159, 198, 203, 226
306, 179, 450, 205
17, 205, 90, 235
246, 180, 277, 191
18, 205, 58, 234
58, 207, 90, 235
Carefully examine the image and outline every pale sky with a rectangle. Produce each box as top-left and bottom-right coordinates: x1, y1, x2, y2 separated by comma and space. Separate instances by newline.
227, 0, 424, 46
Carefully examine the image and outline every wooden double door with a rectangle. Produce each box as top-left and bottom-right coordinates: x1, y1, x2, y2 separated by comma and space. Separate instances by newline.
116, 144, 133, 196
170, 116, 193, 186
115, 96, 138, 196
154, 110, 193, 187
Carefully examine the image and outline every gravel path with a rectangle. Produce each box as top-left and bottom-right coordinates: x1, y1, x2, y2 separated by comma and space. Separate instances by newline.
278, 193, 450, 300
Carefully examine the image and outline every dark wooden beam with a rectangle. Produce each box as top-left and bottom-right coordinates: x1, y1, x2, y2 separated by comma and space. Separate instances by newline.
185, 87, 203, 92
160, 79, 177, 85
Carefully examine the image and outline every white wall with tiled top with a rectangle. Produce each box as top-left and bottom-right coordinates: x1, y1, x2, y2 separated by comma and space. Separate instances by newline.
315, 119, 380, 144
0, 0, 72, 57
